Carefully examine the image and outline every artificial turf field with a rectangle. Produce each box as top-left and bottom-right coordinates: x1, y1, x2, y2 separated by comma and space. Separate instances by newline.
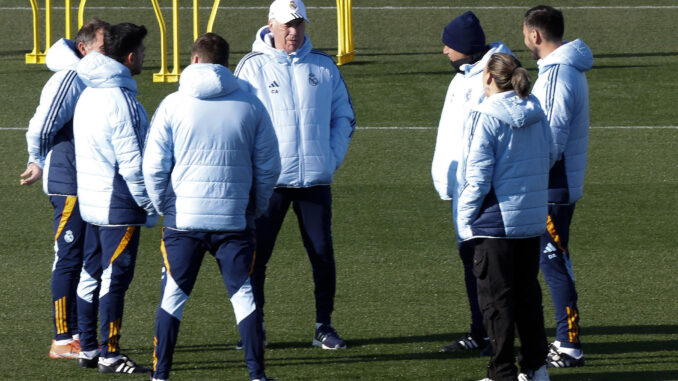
1, 0, 678, 379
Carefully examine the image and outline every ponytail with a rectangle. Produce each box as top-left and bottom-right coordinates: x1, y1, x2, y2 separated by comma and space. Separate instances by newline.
486, 53, 532, 98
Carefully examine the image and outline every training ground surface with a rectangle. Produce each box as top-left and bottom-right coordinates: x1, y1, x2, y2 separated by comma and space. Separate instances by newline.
1, 1, 677, 380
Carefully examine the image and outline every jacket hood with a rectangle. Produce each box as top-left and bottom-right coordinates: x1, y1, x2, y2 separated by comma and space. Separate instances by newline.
45, 38, 80, 72
178, 63, 239, 99
463, 41, 513, 77
476, 91, 544, 128
76, 51, 137, 93
252, 25, 312, 62
538, 39, 593, 74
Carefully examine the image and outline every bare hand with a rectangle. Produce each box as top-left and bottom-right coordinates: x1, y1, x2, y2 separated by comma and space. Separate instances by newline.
20, 163, 43, 186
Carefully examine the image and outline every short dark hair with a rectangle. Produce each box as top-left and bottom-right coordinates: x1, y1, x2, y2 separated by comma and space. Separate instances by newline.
524, 5, 564, 42
74, 18, 109, 58
191, 33, 230, 66
104, 22, 147, 63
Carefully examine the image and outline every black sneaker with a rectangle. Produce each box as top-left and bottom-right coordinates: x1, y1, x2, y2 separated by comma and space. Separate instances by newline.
440, 333, 489, 352
546, 343, 584, 368
97, 355, 150, 374
313, 324, 346, 350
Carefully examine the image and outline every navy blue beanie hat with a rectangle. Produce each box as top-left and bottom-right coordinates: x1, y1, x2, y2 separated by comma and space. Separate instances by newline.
442, 11, 486, 55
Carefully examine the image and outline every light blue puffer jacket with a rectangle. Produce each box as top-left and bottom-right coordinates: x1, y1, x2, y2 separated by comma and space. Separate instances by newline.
73, 52, 156, 226
25, 38, 85, 196
455, 91, 555, 241
531, 39, 593, 204
143, 63, 281, 232
234, 26, 356, 188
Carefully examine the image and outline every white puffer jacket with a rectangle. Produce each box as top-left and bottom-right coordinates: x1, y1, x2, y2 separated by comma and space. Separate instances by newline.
73, 52, 156, 226
431, 42, 513, 200
143, 63, 281, 232
234, 26, 355, 188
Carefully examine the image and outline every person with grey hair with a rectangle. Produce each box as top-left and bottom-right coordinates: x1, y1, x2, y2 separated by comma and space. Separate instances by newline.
234, 0, 356, 350
20, 18, 108, 360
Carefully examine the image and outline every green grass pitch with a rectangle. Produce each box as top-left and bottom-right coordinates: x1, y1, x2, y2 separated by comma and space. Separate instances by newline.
1, 0, 677, 379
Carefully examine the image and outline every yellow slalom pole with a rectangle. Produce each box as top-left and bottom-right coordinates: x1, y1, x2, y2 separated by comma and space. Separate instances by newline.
193, 0, 199, 41
26, 0, 45, 63
78, 0, 87, 29
150, 0, 172, 82
206, 0, 221, 33
170, 0, 180, 78
65, 0, 72, 39
45, 0, 52, 52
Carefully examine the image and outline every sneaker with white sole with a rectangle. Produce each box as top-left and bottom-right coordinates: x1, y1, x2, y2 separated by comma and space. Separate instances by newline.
439, 332, 489, 352
546, 342, 584, 368
49, 339, 81, 359
312, 324, 346, 350
97, 355, 150, 374
252, 377, 277, 381
518, 365, 550, 381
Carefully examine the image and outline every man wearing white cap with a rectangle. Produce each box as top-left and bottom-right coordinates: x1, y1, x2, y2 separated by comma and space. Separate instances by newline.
234, 0, 356, 350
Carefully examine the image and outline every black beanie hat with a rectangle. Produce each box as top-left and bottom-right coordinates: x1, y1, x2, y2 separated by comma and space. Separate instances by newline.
442, 11, 486, 55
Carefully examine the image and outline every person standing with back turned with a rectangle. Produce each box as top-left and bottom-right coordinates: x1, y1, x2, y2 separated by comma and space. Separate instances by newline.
523, 5, 593, 368
143, 33, 280, 381
456, 53, 554, 381
234, 0, 356, 350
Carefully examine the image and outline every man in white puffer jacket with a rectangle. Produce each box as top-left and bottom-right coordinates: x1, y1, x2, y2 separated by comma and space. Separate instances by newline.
523, 5, 594, 368
143, 33, 280, 381
430, 11, 513, 354
20, 19, 108, 361
73, 23, 155, 374
234, 0, 355, 350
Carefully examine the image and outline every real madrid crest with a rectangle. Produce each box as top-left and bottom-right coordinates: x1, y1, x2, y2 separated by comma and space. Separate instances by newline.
289, 1, 298, 10
308, 73, 319, 86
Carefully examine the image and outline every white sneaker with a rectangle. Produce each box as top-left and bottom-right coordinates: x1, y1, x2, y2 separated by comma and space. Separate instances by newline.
518, 365, 550, 381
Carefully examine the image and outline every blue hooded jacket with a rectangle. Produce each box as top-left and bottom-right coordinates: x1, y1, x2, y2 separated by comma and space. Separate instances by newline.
143, 63, 281, 232
26, 38, 86, 196
455, 91, 555, 241
531, 39, 594, 204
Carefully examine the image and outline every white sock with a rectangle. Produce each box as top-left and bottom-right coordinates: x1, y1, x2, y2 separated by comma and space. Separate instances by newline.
553, 341, 583, 358
72, 334, 80, 341
79, 349, 99, 359
54, 338, 73, 346
99, 354, 122, 365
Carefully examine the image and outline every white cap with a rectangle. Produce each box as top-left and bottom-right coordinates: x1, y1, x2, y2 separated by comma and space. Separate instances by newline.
268, 0, 310, 24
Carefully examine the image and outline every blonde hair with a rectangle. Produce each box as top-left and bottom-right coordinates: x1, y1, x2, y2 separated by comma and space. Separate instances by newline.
486, 53, 531, 98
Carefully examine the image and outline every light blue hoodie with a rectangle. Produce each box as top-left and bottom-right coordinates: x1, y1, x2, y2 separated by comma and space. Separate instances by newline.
531, 39, 594, 204
73, 51, 155, 226
143, 63, 281, 232
455, 91, 555, 241
234, 26, 355, 188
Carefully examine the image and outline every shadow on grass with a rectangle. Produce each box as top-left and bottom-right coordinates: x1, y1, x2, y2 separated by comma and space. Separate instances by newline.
140, 325, 678, 375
